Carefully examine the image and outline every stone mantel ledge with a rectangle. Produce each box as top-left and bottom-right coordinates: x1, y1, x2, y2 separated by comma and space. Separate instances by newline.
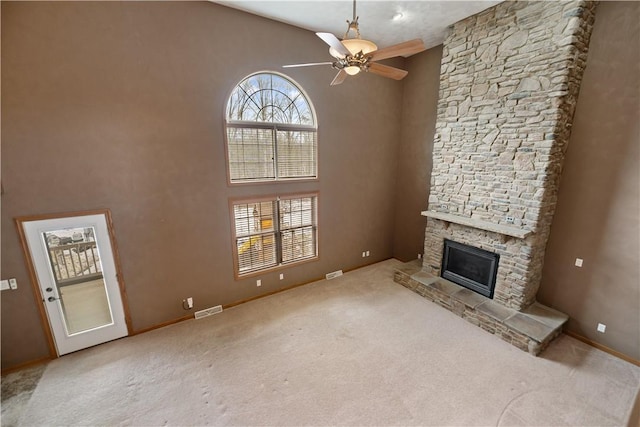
421, 210, 534, 240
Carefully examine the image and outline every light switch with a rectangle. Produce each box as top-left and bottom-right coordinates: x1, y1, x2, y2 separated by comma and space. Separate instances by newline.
575, 258, 583, 267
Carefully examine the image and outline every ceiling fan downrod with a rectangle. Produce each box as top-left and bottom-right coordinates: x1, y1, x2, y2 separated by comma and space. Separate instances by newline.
345, 0, 362, 40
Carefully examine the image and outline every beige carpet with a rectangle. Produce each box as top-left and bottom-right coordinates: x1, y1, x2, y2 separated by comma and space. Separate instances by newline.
16, 259, 640, 426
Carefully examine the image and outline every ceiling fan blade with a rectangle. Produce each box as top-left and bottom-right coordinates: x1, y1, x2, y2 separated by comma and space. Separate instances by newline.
316, 32, 350, 57
368, 39, 426, 62
283, 62, 333, 68
330, 70, 348, 86
368, 62, 408, 81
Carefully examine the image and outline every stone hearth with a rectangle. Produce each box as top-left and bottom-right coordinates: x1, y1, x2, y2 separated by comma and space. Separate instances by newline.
395, 260, 567, 355
394, 1, 597, 355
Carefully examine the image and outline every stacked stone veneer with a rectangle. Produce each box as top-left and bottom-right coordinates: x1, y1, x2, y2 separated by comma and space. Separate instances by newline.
424, 1, 596, 311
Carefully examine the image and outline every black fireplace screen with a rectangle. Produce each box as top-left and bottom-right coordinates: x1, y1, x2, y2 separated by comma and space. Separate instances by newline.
441, 239, 499, 298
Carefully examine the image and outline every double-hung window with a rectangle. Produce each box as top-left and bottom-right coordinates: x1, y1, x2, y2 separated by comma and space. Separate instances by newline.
232, 194, 318, 276
225, 72, 317, 183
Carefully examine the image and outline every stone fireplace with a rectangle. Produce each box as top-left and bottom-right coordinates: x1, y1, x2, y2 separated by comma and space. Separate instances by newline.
395, 0, 596, 355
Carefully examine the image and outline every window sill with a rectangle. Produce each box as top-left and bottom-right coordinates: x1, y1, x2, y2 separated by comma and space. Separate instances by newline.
235, 256, 319, 281
228, 177, 319, 187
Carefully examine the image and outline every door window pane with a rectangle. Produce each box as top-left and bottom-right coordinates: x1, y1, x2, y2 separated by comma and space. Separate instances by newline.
43, 227, 114, 335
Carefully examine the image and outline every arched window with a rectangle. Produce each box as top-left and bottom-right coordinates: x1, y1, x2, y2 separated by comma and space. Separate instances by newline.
225, 72, 317, 183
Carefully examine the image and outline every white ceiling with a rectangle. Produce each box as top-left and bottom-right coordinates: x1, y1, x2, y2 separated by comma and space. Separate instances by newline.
213, 1, 502, 52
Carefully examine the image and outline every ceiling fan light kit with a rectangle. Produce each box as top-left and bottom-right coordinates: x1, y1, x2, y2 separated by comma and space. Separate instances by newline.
344, 66, 361, 76
283, 0, 426, 86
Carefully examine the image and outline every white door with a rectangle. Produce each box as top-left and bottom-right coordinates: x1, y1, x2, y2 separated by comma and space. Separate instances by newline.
20, 212, 129, 355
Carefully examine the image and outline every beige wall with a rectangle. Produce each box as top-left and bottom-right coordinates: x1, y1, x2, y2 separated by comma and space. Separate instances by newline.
2, 1, 638, 369
537, 1, 640, 361
1, 2, 404, 369
392, 47, 442, 262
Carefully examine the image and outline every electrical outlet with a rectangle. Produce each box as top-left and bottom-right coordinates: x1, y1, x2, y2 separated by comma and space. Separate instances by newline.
575, 258, 583, 267
256, 279, 261, 287
362, 251, 366, 257
8, 278, 17, 290
597, 323, 606, 333
418, 254, 422, 259
279, 273, 284, 280
506, 216, 515, 224
366, 251, 370, 257
187, 297, 193, 309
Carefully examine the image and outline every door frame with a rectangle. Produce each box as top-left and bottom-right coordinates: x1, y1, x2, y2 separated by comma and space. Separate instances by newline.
15, 208, 132, 358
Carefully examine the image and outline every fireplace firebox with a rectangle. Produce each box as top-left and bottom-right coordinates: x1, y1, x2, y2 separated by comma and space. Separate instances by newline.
441, 239, 499, 298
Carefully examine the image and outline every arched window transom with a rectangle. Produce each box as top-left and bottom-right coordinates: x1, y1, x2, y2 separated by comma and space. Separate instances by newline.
225, 72, 317, 183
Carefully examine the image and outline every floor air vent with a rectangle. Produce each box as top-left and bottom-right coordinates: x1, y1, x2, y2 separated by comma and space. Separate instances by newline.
325, 270, 343, 280
194, 305, 223, 319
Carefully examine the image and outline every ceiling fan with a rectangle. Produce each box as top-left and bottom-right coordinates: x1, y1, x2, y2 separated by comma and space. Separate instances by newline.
283, 0, 426, 86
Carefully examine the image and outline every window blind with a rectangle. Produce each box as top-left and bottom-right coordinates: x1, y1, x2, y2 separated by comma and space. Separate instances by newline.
232, 195, 317, 276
